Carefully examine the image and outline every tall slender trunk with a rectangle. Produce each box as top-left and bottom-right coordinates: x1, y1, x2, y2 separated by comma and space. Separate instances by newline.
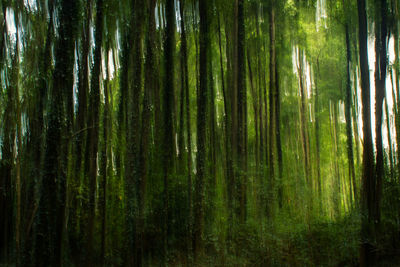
100, 43, 111, 264
70, 1, 91, 258
13, 29, 22, 265
268, 5, 276, 207
297, 50, 311, 187
344, 23, 357, 205
314, 59, 322, 203
180, 0, 193, 259
193, 0, 209, 256
218, 12, 234, 246
162, 0, 176, 262
357, 0, 376, 264
353, 70, 361, 168
85, 0, 104, 262
333, 103, 342, 217
274, 47, 283, 210
237, 0, 247, 223
125, 0, 146, 265
256, 7, 264, 167
34, 1, 78, 265
0, 12, 15, 259
374, 0, 388, 228
135, 0, 157, 263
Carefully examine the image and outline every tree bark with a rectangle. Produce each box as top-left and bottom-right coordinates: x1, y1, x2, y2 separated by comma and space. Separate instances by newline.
237, 0, 247, 223
344, 23, 357, 205
85, 0, 104, 263
34, 1, 78, 265
373, 0, 388, 236
357, 0, 376, 264
193, 0, 209, 256
161, 0, 176, 262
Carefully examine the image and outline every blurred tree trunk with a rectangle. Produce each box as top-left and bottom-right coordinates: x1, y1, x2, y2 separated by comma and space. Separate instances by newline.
193, 0, 209, 256
256, 6, 264, 168
125, 0, 145, 264
297, 50, 311, 189
357, 0, 376, 264
344, 23, 357, 205
314, 59, 322, 204
70, 0, 91, 258
0, 16, 15, 260
268, 5, 276, 212
99, 41, 112, 264
162, 0, 176, 262
237, 0, 247, 223
374, 0, 388, 227
135, 0, 157, 263
34, 1, 78, 265
85, 0, 104, 263
179, 0, 193, 259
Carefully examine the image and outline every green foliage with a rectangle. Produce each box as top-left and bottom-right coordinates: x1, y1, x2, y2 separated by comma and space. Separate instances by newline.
1, 0, 400, 265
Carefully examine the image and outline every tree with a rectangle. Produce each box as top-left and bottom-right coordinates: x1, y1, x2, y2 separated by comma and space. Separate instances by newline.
34, 1, 78, 265
357, 0, 376, 264
161, 0, 176, 262
193, 0, 209, 256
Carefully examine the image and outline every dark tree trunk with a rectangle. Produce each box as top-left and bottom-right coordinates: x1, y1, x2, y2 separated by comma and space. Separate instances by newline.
85, 0, 104, 263
268, 5, 276, 202
193, 0, 209, 256
34, 1, 78, 265
135, 0, 157, 263
99, 44, 111, 265
237, 0, 247, 223
297, 50, 311, 188
344, 23, 357, 205
179, 0, 193, 259
374, 0, 388, 228
124, 0, 146, 265
218, 11, 235, 247
0, 21, 15, 261
357, 0, 376, 264
162, 0, 176, 262
255, 7, 264, 167
207, 55, 217, 233
70, 0, 91, 258
180, 1, 193, 259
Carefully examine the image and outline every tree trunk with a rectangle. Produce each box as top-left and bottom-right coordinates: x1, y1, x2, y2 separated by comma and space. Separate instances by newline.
99, 43, 111, 265
237, 0, 247, 223
344, 23, 357, 206
357, 0, 376, 264
268, 6, 276, 207
70, 0, 91, 258
193, 0, 209, 256
162, 0, 176, 262
14, 30, 22, 265
180, 0, 193, 259
85, 0, 104, 263
374, 0, 388, 228
34, 1, 78, 265
315, 59, 322, 205
0, 22, 15, 262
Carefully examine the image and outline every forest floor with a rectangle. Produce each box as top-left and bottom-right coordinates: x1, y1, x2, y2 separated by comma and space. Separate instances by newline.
166, 212, 400, 267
